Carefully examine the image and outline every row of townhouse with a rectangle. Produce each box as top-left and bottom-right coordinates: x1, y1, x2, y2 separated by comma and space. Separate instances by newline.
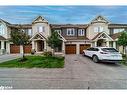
0, 15, 126, 55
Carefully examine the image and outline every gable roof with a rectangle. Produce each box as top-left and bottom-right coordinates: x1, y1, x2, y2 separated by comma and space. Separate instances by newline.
30, 32, 46, 41
92, 32, 113, 41
110, 32, 122, 40
92, 32, 102, 40
32, 16, 48, 24
90, 15, 110, 24
0, 36, 6, 40
0, 19, 11, 26
57, 32, 66, 42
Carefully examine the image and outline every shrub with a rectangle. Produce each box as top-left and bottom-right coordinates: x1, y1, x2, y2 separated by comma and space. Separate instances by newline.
122, 54, 126, 57
31, 49, 36, 55
43, 51, 52, 57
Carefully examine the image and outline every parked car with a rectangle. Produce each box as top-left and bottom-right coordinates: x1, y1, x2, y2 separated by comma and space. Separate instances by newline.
82, 47, 123, 63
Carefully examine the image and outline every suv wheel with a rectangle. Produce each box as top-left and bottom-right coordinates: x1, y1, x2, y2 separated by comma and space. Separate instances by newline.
92, 55, 99, 63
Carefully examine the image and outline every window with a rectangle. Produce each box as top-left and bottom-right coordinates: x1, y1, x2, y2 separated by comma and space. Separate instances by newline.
37, 26, 45, 32
43, 27, 45, 32
54, 30, 61, 34
93, 48, 99, 51
94, 26, 104, 32
67, 28, 75, 36
87, 48, 99, 51
28, 29, 32, 36
87, 48, 93, 51
101, 48, 118, 52
78, 29, 85, 36
113, 28, 124, 33
0, 24, 5, 35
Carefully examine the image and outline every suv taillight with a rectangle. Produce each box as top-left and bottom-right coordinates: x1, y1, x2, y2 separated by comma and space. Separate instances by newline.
100, 52, 108, 54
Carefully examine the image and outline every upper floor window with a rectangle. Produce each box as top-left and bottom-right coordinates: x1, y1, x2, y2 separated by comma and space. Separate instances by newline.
67, 28, 75, 36
37, 26, 45, 32
113, 28, 124, 33
54, 29, 61, 34
94, 26, 104, 32
78, 29, 85, 36
0, 24, 5, 35
28, 29, 32, 36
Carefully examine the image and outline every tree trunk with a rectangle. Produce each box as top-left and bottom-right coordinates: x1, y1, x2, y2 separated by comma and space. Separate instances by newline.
22, 45, 25, 59
123, 46, 125, 54
125, 46, 127, 62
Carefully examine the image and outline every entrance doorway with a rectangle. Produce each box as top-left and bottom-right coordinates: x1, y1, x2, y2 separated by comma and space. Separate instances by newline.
37, 40, 44, 52
97, 39, 106, 47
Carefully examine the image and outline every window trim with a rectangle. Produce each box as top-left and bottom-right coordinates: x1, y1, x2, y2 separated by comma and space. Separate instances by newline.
28, 29, 32, 36
78, 29, 85, 36
0, 23, 5, 35
94, 26, 104, 32
37, 26, 45, 32
67, 28, 75, 36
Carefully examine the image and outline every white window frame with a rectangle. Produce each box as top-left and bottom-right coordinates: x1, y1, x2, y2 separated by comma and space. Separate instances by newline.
28, 29, 32, 36
113, 28, 125, 33
37, 26, 45, 32
94, 26, 104, 32
67, 28, 75, 36
0, 24, 5, 35
94, 27, 98, 32
78, 29, 85, 36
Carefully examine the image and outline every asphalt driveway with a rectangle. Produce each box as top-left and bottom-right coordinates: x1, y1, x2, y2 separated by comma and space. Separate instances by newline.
0, 54, 127, 89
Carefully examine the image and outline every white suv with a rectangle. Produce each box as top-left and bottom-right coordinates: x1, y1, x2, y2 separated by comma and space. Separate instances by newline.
83, 47, 123, 63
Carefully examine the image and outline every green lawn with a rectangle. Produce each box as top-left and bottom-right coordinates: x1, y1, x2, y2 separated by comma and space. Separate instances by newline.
119, 54, 127, 65
0, 56, 64, 68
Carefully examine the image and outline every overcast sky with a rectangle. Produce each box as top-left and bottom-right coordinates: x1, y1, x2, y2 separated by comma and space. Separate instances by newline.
0, 6, 127, 24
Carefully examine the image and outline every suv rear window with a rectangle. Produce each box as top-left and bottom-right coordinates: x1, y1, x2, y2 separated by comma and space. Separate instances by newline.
101, 48, 118, 52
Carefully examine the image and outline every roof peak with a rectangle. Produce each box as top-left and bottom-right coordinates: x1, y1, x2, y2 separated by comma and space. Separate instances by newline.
32, 16, 48, 24
90, 15, 110, 24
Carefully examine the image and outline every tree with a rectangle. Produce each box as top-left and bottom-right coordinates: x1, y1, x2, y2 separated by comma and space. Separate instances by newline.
47, 31, 62, 52
117, 31, 127, 57
10, 28, 30, 61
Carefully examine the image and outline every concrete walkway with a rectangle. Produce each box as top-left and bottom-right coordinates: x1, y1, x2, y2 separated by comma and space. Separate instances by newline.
0, 55, 127, 89
0, 54, 21, 63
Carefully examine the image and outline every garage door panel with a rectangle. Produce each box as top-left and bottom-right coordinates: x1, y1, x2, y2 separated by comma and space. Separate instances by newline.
10, 44, 20, 54
10, 44, 32, 54
24, 45, 32, 53
65, 44, 76, 54
80, 44, 91, 54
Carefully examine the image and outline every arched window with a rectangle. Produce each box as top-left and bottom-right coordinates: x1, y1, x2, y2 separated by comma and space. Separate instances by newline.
0, 23, 5, 35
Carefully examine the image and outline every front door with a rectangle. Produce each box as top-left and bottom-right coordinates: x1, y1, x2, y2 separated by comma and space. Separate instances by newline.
37, 40, 44, 52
